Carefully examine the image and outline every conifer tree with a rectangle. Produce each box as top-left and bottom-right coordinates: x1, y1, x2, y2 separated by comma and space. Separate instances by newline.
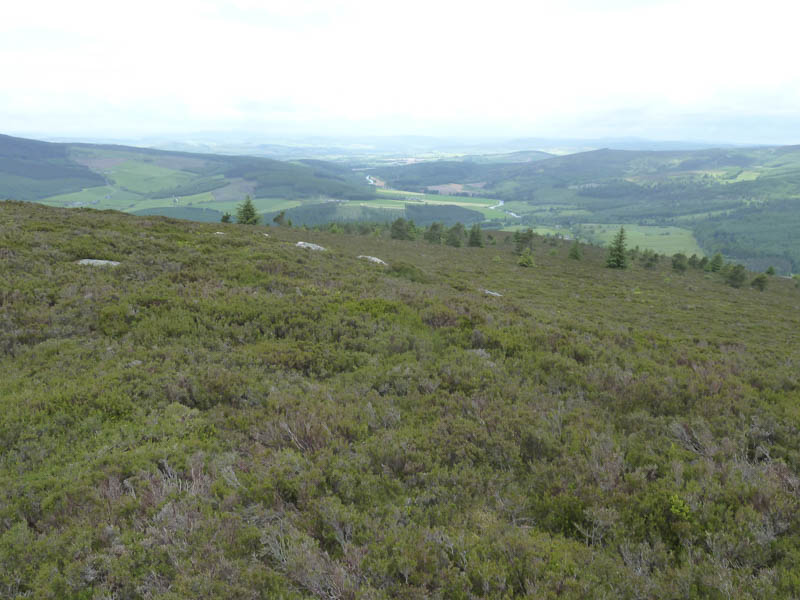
424, 222, 444, 244
605, 226, 627, 269
220, 212, 231, 223
708, 252, 724, 272
513, 228, 534, 254
751, 273, 768, 291
568, 240, 582, 260
236, 195, 260, 225
446, 223, 465, 247
390, 218, 413, 240
672, 253, 688, 273
517, 247, 534, 267
467, 223, 484, 247
725, 264, 747, 288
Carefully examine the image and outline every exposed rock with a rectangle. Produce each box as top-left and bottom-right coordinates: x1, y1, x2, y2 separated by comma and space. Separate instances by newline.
76, 259, 120, 267
214, 231, 225, 235
483, 289, 503, 297
263, 233, 270, 237
296, 241, 326, 251
358, 255, 387, 265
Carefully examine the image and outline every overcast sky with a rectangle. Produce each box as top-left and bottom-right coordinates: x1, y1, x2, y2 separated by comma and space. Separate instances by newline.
2, 0, 799, 143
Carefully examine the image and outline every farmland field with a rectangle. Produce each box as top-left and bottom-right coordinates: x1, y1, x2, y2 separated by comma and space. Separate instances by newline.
576, 224, 706, 255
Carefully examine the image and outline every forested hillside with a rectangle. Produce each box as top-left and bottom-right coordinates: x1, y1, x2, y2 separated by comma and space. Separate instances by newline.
372, 146, 800, 273
0, 134, 374, 221
2, 201, 800, 598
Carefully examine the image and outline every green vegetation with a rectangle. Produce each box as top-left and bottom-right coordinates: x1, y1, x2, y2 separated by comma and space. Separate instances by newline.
235, 195, 260, 225
3, 200, 800, 597
372, 146, 800, 273
467, 223, 484, 247
517, 247, 534, 267
569, 239, 582, 260
390, 217, 415, 240
14, 134, 800, 272
1, 134, 374, 222
606, 226, 628, 269
751, 273, 769, 291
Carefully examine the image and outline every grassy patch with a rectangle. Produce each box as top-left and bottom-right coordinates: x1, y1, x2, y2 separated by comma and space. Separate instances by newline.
580, 224, 705, 255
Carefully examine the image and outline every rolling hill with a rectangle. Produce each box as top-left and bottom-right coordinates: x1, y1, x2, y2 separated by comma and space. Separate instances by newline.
0, 134, 375, 221
2, 200, 800, 597
371, 146, 800, 273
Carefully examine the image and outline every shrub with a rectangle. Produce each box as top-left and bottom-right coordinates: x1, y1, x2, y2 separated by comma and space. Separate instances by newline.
751, 273, 768, 291
671, 253, 687, 273
725, 263, 747, 288
568, 240, 582, 260
517, 248, 534, 267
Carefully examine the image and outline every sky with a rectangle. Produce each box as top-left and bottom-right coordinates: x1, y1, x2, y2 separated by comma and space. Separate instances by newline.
2, 0, 800, 144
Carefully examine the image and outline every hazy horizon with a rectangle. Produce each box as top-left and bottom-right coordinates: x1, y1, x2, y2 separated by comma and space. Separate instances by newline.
3, 0, 800, 145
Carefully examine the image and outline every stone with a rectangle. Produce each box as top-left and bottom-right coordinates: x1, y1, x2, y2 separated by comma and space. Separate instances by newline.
358, 255, 387, 265
76, 259, 120, 267
296, 241, 326, 251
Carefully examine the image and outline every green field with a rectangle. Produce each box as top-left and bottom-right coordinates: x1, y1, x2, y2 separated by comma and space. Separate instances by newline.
579, 224, 705, 256
2, 134, 375, 220
107, 160, 195, 194
39, 185, 141, 209
374, 188, 511, 219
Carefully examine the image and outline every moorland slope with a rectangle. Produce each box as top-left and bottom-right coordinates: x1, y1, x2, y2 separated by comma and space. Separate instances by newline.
1, 201, 800, 598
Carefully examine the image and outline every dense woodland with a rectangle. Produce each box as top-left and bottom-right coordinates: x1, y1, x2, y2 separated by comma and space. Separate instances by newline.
2, 200, 800, 598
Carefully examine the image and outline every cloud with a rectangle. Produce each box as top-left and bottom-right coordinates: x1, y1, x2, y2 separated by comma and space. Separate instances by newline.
2, 0, 800, 141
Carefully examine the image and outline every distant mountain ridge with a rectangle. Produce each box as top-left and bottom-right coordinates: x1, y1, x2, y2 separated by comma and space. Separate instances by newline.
0, 133, 375, 218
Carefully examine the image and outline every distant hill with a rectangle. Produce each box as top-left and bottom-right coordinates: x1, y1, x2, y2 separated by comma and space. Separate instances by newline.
0, 133, 375, 219
0, 134, 106, 200
372, 146, 800, 273
460, 149, 554, 164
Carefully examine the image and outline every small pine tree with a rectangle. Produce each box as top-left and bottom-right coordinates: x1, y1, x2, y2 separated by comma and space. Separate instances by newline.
671, 253, 688, 273
605, 226, 627, 269
390, 218, 413, 240
513, 228, 534, 254
751, 273, 768, 291
467, 223, 484, 247
517, 247, 534, 267
708, 252, 724, 272
725, 264, 747, 288
273, 210, 286, 226
236, 195, 259, 225
445, 223, 465, 247
568, 240, 582, 260
766, 266, 775, 276
424, 222, 444, 244
220, 212, 231, 223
